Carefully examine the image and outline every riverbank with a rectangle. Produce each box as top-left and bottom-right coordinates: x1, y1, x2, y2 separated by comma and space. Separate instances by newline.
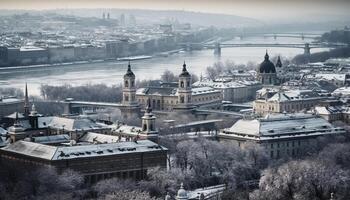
292, 47, 350, 64
0, 48, 187, 73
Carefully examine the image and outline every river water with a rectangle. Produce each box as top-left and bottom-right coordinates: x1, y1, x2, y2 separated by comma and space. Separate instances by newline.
0, 35, 329, 96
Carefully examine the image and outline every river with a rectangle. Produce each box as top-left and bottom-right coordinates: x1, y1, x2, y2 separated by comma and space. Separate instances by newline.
0, 34, 329, 96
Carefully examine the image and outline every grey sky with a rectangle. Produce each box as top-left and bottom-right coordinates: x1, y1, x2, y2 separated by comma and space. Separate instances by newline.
0, 0, 349, 21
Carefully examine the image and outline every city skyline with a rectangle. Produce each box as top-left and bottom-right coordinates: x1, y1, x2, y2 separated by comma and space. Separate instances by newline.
0, 0, 349, 22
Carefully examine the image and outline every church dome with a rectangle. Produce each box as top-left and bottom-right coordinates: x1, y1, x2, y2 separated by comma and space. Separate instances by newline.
124, 62, 135, 78
259, 52, 276, 73
176, 183, 188, 199
179, 62, 191, 77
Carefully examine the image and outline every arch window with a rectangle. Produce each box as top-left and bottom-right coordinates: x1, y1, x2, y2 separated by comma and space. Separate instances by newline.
180, 81, 184, 88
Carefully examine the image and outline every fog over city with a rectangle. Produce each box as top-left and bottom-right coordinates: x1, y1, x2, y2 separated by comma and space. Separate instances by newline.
0, 0, 350, 200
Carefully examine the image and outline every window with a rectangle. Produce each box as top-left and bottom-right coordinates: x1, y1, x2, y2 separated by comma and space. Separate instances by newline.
187, 81, 190, 87
180, 81, 184, 88
270, 151, 274, 158
125, 80, 129, 87
143, 124, 147, 131
271, 143, 274, 149
180, 96, 184, 103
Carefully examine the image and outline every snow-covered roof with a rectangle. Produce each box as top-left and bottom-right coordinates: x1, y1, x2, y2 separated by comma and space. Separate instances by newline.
221, 113, 345, 140
1, 140, 166, 161
80, 132, 123, 143
333, 87, 350, 97
193, 80, 260, 89
38, 116, 108, 131
24, 134, 71, 145
263, 89, 323, 102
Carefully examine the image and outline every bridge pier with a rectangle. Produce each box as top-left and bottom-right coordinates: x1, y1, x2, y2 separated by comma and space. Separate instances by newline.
304, 43, 311, 56
214, 42, 221, 56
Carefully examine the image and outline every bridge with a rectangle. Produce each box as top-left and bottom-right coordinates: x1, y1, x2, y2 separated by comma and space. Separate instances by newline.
180, 42, 348, 56
262, 33, 320, 40
59, 100, 141, 121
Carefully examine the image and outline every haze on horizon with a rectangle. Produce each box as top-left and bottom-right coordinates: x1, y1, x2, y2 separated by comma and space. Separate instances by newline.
0, 0, 349, 23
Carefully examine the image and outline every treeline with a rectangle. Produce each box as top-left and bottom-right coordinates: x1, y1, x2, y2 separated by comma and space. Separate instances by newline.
40, 84, 123, 102
39, 70, 199, 102
320, 29, 350, 44
292, 47, 350, 65
1, 134, 350, 200
0, 87, 23, 98
251, 142, 350, 200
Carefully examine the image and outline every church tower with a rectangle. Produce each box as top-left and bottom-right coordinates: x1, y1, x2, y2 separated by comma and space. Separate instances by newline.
29, 103, 40, 129
122, 61, 137, 106
120, 62, 140, 121
24, 83, 30, 117
8, 112, 26, 143
175, 62, 194, 110
141, 99, 158, 142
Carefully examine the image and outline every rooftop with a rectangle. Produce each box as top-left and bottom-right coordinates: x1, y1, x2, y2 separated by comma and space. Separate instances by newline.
221, 113, 345, 140
0, 140, 167, 161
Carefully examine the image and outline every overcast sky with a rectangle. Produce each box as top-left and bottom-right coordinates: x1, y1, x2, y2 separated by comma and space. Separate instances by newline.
0, 0, 349, 21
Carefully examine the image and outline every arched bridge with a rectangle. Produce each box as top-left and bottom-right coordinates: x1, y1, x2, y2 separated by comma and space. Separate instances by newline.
180, 42, 348, 55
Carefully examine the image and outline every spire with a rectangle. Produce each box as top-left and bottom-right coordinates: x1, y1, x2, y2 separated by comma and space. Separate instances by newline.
276, 56, 282, 68
128, 60, 131, 72
24, 83, 29, 117
180, 61, 190, 77
264, 50, 269, 61
124, 61, 135, 77
182, 61, 187, 72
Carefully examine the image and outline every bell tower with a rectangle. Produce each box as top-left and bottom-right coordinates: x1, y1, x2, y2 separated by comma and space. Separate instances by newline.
120, 61, 141, 121
175, 61, 194, 110
122, 61, 137, 106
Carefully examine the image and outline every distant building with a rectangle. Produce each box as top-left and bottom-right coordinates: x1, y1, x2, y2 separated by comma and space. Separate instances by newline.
193, 78, 261, 103
159, 24, 173, 33
0, 97, 24, 120
219, 113, 346, 159
253, 89, 327, 115
305, 73, 348, 87
315, 105, 350, 124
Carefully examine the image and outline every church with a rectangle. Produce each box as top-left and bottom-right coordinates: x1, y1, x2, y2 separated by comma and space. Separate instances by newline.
122, 61, 222, 112
256, 51, 282, 86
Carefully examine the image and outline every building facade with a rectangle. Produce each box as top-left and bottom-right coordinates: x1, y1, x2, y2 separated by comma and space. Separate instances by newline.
136, 62, 222, 111
253, 89, 328, 115
0, 140, 167, 183
219, 113, 346, 159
